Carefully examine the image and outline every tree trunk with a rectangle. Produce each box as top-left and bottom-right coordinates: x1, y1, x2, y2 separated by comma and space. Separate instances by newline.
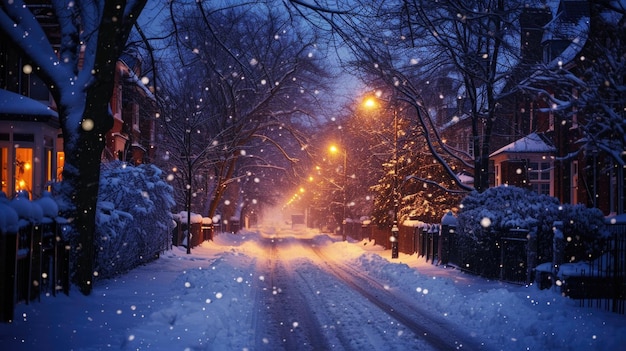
206, 157, 238, 228
63, 133, 104, 295
65, 0, 134, 295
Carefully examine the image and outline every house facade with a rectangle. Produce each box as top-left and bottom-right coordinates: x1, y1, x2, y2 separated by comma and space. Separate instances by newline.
0, 90, 61, 198
526, 0, 625, 214
0, 1, 155, 200
490, 133, 557, 195
439, 0, 625, 215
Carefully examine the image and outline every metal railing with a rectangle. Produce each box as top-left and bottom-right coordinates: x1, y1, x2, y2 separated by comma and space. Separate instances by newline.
1, 220, 71, 322
344, 218, 626, 314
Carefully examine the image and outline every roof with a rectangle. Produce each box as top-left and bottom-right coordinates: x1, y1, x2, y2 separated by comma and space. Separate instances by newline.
490, 132, 556, 157
542, 0, 590, 68
0, 89, 58, 118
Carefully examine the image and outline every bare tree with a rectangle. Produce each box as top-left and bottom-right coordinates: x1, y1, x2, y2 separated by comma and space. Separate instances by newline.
153, 1, 329, 230
289, 0, 531, 193
0, 0, 146, 295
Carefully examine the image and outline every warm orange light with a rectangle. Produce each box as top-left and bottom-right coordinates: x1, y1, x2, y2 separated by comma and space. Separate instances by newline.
363, 97, 377, 109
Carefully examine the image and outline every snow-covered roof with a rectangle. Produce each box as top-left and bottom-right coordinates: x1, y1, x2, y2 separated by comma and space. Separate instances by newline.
0, 89, 58, 118
457, 171, 474, 184
542, 0, 590, 68
490, 132, 556, 157
440, 112, 471, 130
119, 59, 155, 102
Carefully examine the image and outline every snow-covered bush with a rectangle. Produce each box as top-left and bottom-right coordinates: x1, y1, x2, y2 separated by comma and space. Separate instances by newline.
94, 161, 175, 279
556, 204, 609, 264
456, 185, 607, 278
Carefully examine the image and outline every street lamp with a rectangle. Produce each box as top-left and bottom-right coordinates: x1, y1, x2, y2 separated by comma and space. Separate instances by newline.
391, 108, 399, 259
364, 96, 399, 258
329, 144, 347, 241
185, 128, 192, 254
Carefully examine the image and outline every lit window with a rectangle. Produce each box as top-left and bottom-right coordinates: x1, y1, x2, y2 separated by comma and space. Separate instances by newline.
15, 147, 33, 196
56, 152, 65, 180
1, 147, 7, 195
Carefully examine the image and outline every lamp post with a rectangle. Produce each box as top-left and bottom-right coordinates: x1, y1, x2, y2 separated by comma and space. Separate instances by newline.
391, 109, 399, 259
330, 144, 347, 241
185, 128, 192, 254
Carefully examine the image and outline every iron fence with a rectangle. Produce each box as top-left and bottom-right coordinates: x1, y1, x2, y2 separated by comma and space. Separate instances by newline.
1, 220, 71, 322
345, 218, 626, 314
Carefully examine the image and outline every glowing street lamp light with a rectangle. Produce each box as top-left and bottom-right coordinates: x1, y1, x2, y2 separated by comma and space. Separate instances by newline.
363, 97, 377, 109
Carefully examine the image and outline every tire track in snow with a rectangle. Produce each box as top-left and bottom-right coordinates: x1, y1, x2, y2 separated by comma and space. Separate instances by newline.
290, 259, 431, 350
310, 244, 489, 351
254, 236, 329, 350
261, 234, 434, 350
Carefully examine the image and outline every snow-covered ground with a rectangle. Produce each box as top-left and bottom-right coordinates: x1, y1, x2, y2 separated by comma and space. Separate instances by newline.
1, 221, 625, 350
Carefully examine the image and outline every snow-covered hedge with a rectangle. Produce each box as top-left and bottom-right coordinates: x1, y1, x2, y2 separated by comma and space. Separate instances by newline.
457, 185, 607, 278
93, 162, 175, 280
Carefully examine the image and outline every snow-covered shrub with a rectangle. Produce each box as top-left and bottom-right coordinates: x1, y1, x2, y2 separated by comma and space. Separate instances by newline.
456, 185, 607, 278
94, 200, 134, 278
94, 161, 175, 279
556, 204, 609, 264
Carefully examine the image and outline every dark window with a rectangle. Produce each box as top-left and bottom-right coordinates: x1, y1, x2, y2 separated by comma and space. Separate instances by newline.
13, 133, 34, 142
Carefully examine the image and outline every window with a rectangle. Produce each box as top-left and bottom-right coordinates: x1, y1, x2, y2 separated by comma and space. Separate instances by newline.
15, 147, 33, 197
14, 133, 34, 142
571, 160, 578, 204
1, 147, 7, 195
528, 162, 550, 180
0, 130, 61, 198
57, 151, 65, 180
529, 162, 539, 180
528, 161, 551, 195
494, 165, 500, 185
44, 136, 54, 191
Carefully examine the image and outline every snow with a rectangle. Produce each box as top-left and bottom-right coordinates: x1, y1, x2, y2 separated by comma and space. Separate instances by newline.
34, 191, 59, 223
1, 221, 625, 350
489, 132, 557, 157
7, 191, 43, 225
441, 210, 457, 226
0, 202, 19, 234
0, 89, 58, 117
174, 211, 204, 224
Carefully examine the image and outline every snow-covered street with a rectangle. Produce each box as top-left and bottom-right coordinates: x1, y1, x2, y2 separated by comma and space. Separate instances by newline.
1, 220, 626, 351
250, 228, 477, 350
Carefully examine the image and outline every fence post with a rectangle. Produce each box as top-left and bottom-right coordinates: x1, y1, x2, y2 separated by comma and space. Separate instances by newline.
526, 227, 537, 285
439, 211, 457, 266
55, 218, 71, 296
0, 203, 19, 322
0, 230, 18, 323
422, 225, 429, 259
500, 228, 529, 282
606, 214, 626, 313
428, 224, 439, 264
552, 221, 565, 284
